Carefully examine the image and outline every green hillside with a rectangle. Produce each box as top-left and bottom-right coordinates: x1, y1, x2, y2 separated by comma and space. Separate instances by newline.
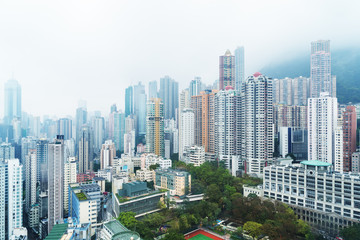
261, 48, 360, 104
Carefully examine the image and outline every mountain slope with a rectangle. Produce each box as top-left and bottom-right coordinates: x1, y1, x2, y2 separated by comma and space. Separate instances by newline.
261, 48, 360, 104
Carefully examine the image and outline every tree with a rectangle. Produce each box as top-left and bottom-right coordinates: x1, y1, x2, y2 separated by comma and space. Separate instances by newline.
243, 221, 263, 239
117, 212, 137, 229
340, 224, 360, 240
162, 230, 185, 240
105, 181, 112, 193
205, 184, 222, 203
149, 163, 160, 170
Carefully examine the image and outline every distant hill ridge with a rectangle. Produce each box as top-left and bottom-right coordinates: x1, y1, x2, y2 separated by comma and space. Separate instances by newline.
260, 48, 360, 104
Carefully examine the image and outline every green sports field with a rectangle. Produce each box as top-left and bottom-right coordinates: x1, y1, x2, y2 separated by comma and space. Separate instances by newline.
189, 234, 213, 240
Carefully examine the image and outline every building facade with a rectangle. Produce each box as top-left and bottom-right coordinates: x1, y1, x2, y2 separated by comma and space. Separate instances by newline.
219, 50, 235, 90
343, 106, 357, 172
146, 98, 164, 157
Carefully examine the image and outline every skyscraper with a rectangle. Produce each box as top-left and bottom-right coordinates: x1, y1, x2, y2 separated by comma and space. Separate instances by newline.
146, 98, 164, 156
308, 92, 341, 171
149, 80, 158, 100
93, 116, 105, 153
219, 50, 235, 90
48, 135, 65, 233
235, 46, 245, 92
159, 76, 179, 120
190, 90, 218, 153
57, 118, 72, 140
113, 111, 125, 152
100, 140, 116, 169
189, 77, 202, 98
25, 150, 37, 211
273, 77, 310, 106
37, 139, 49, 192
75, 106, 87, 150
342, 106, 357, 172
241, 73, 273, 174
64, 157, 77, 215
0, 142, 15, 161
133, 82, 147, 135
310, 40, 336, 98
4, 79, 22, 125
215, 87, 241, 172
125, 86, 134, 117
0, 158, 23, 240
78, 126, 93, 173
179, 108, 194, 159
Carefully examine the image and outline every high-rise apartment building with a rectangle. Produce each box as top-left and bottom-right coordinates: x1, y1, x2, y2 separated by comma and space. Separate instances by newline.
100, 140, 116, 169
93, 116, 105, 153
37, 139, 49, 192
235, 46, 245, 92
273, 77, 310, 106
64, 157, 77, 216
125, 86, 134, 117
133, 82, 147, 135
75, 106, 87, 149
308, 92, 342, 171
114, 111, 125, 152
148, 80, 158, 100
159, 76, 178, 120
190, 90, 218, 153
179, 108, 194, 160
25, 150, 37, 211
0, 158, 23, 240
48, 135, 65, 233
78, 126, 93, 173
0, 142, 15, 160
4, 79, 22, 125
240, 73, 273, 174
310, 40, 336, 98
273, 104, 307, 134
219, 50, 235, 90
215, 88, 241, 172
146, 98, 164, 157
57, 118, 72, 140
189, 77, 203, 98
342, 106, 357, 172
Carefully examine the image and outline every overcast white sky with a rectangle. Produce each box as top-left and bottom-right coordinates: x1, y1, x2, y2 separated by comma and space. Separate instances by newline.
0, 0, 359, 118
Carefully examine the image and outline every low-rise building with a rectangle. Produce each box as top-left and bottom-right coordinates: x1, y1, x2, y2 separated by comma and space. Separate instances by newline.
183, 145, 205, 166
112, 173, 129, 194
263, 160, 360, 236
99, 220, 140, 240
136, 169, 155, 182
155, 169, 191, 196
142, 153, 172, 169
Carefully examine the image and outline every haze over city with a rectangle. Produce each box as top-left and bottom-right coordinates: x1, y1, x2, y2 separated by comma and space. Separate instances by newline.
1, 0, 359, 117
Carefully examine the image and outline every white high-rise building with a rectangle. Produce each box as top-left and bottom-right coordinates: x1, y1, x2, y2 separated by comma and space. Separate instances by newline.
308, 92, 340, 170
241, 73, 273, 174
0, 158, 23, 240
93, 117, 105, 153
235, 46, 245, 92
100, 140, 116, 169
64, 157, 77, 215
310, 40, 336, 98
179, 108, 194, 160
25, 150, 37, 212
215, 88, 240, 173
48, 136, 65, 233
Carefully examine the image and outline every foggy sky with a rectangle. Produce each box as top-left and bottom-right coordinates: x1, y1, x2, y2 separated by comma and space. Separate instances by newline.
0, 0, 359, 118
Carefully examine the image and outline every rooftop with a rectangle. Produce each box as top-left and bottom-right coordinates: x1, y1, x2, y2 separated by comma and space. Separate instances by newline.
104, 220, 140, 240
301, 160, 332, 167
45, 223, 68, 240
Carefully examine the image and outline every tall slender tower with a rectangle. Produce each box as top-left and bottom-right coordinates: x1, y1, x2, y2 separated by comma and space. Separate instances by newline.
310, 40, 335, 97
133, 82, 147, 135
78, 126, 93, 173
219, 50, 235, 90
159, 76, 179, 120
235, 46, 245, 92
0, 158, 23, 240
179, 108, 195, 158
308, 92, 340, 171
342, 106, 357, 172
149, 81, 158, 100
125, 86, 134, 117
57, 118, 72, 140
114, 111, 125, 152
48, 135, 64, 233
241, 73, 273, 174
146, 98, 164, 156
4, 79, 22, 125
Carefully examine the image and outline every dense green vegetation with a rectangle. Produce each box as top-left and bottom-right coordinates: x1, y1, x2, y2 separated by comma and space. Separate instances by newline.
261, 48, 360, 104
340, 224, 360, 240
117, 161, 314, 239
